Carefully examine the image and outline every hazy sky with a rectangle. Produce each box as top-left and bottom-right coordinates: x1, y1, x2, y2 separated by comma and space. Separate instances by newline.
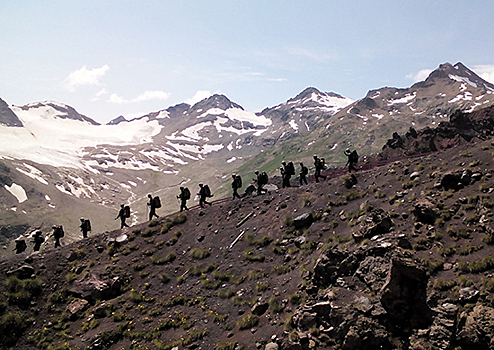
1, 1, 493, 124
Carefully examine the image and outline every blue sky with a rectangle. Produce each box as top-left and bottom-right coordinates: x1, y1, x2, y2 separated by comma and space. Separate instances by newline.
1, 1, 493, 124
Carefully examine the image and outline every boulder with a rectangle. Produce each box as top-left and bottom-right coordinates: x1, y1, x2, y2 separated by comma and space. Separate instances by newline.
6, 264, 35, 279
354, 208, 393, 240
265, 342, 278, 350
413, 198, 437, 224
440, 172, 462, 191
66, 299, 89, 319
292, 213, 314, 229
456, 303, 494, 349
379, 258, 432, 331
251, 302, 269, 316
68, 272, 122, 301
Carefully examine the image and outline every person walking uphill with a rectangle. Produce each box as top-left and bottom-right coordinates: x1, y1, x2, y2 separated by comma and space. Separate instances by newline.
299, 162, 308, 185
198, 184, 213, 208
177, 187, 190, 212
313, 155, 327, 183
345, 148, 359, 173
147, 194, 160, 221
32, 230, 44, 252
232, 174, 242, 200
116, 204, 130, 229
255, 171, 268, 195
52, 225, 64, 248
80, 217, 91, 238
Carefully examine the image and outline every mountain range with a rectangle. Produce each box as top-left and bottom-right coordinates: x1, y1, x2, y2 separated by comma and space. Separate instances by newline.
1, 61, 493, 255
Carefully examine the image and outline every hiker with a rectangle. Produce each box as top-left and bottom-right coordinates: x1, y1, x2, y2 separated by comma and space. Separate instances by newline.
232, 174, 242, 200
52, 225, 64, 248
299, 162, 308, 185
198, 184, 213, 208
281, 161, 295, 188
313, 155, 327, 183
147, 194, 160, 221
255, 171, 268, 195
14, 236, 27, 254
32, 230, 44, 252
116, 204, 130, 229
345, 148, 359, 173
80, 217, 91, 238
177, 187, 190, 212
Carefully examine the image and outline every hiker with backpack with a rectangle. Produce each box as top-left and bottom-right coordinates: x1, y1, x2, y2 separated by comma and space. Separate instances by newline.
14, 236, 27, 254
51, 225, 64, 248
116, 204, 130, 229
198, 184, 213, 208
80, 217, 91, 238
32, 230, 44, 252
313, 155, 327, 183
147, 194, 160, 221
281, 161, 294, 188
255, 171, 268, 195
232, 174, 242, 200
345, 148, 359, 173
177, 187, 190, 212
299, 162, 308, 185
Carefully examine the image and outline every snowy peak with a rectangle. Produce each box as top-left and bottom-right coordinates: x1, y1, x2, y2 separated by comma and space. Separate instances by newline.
424, 62, 494, 91
107, 116, 128, 125
18, 101, 100, 125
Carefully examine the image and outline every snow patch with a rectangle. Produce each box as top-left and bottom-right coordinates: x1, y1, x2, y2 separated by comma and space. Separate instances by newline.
16, 163, 49, 185
5, 183, 28, 203
226, 157, 237, 163
449, 74, 478, 88
388, 92, 416, 106
289, 119, 299, 131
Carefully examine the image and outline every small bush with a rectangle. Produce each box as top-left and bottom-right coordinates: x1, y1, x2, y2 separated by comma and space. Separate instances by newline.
237, 314, 259, 330
244, 250, 265, 262
191, 248, 211, 260
0, 312, 31, 348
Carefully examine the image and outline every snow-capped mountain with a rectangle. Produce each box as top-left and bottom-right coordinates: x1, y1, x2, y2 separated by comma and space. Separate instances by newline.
0, 89, 351, 251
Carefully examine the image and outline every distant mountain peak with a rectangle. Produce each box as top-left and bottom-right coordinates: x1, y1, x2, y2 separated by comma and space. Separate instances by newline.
191, 94, 243, 112
425, 62, 494, 90
107, 116, 128, 125
19, 101, 100, 125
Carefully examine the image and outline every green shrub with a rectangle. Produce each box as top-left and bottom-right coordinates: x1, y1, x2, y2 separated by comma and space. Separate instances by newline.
190, 248, 211, 260
244, 250, 265, 262
237, 314, 259, 330
457, 256, 494, 274
246, 233, 273, 248
0, 312, 31, 348
5, 276, 43, 309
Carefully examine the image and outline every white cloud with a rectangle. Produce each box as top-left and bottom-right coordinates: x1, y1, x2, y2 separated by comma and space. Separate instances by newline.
406, 69, 433, 82
473, 64, 494, 85
184, 90, 218, 105
108, 90, 171, 104
65, 65, 110, 91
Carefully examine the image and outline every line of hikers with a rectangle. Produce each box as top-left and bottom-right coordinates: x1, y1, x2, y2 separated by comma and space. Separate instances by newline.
13, 148, 359, 254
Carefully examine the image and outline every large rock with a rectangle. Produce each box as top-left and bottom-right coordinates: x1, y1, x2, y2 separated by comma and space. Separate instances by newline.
68, 272, 122, 301
292, 213, 314, 229
413, 198, 437, 224
456, 303, 494, 349
379, 258, 432, 331
440, 172, 462, 191
353, 208, 393, 240
66, 299, 89, 319
6, 264, 35, 279
251, 302, 269, 316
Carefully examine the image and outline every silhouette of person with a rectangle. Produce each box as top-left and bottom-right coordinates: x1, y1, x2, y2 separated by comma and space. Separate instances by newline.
232, 174, 241, 200
147, 194, 159, 221
299, 162, 308, 185
116, 204, 129, 229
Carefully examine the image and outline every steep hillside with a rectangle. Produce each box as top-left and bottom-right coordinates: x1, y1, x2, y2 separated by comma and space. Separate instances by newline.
3, 105, 494, 349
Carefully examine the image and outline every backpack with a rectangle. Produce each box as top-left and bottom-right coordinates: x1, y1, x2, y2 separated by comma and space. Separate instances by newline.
320, 158, 326, 170
203, 185, 212, 198
351, 150, 359, 163
16, 240, 27, 252
153, 196, 161, 208
85, 219, 92, 231
301, 166, 308, 176
236, 175, 242, 188
183, 187, 191, 200
123, 206, 131, 218
55, 225, 65, 238
259, 172, 268, 185
286, 162, 295, 176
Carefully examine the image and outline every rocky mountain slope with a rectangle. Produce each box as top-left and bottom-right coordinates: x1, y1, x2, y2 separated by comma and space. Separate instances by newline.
2, 105, 494, 349
1, 62, 494, 260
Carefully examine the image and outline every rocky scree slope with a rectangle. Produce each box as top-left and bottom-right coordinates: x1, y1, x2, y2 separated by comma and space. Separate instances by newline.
3, 110, 494, 349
